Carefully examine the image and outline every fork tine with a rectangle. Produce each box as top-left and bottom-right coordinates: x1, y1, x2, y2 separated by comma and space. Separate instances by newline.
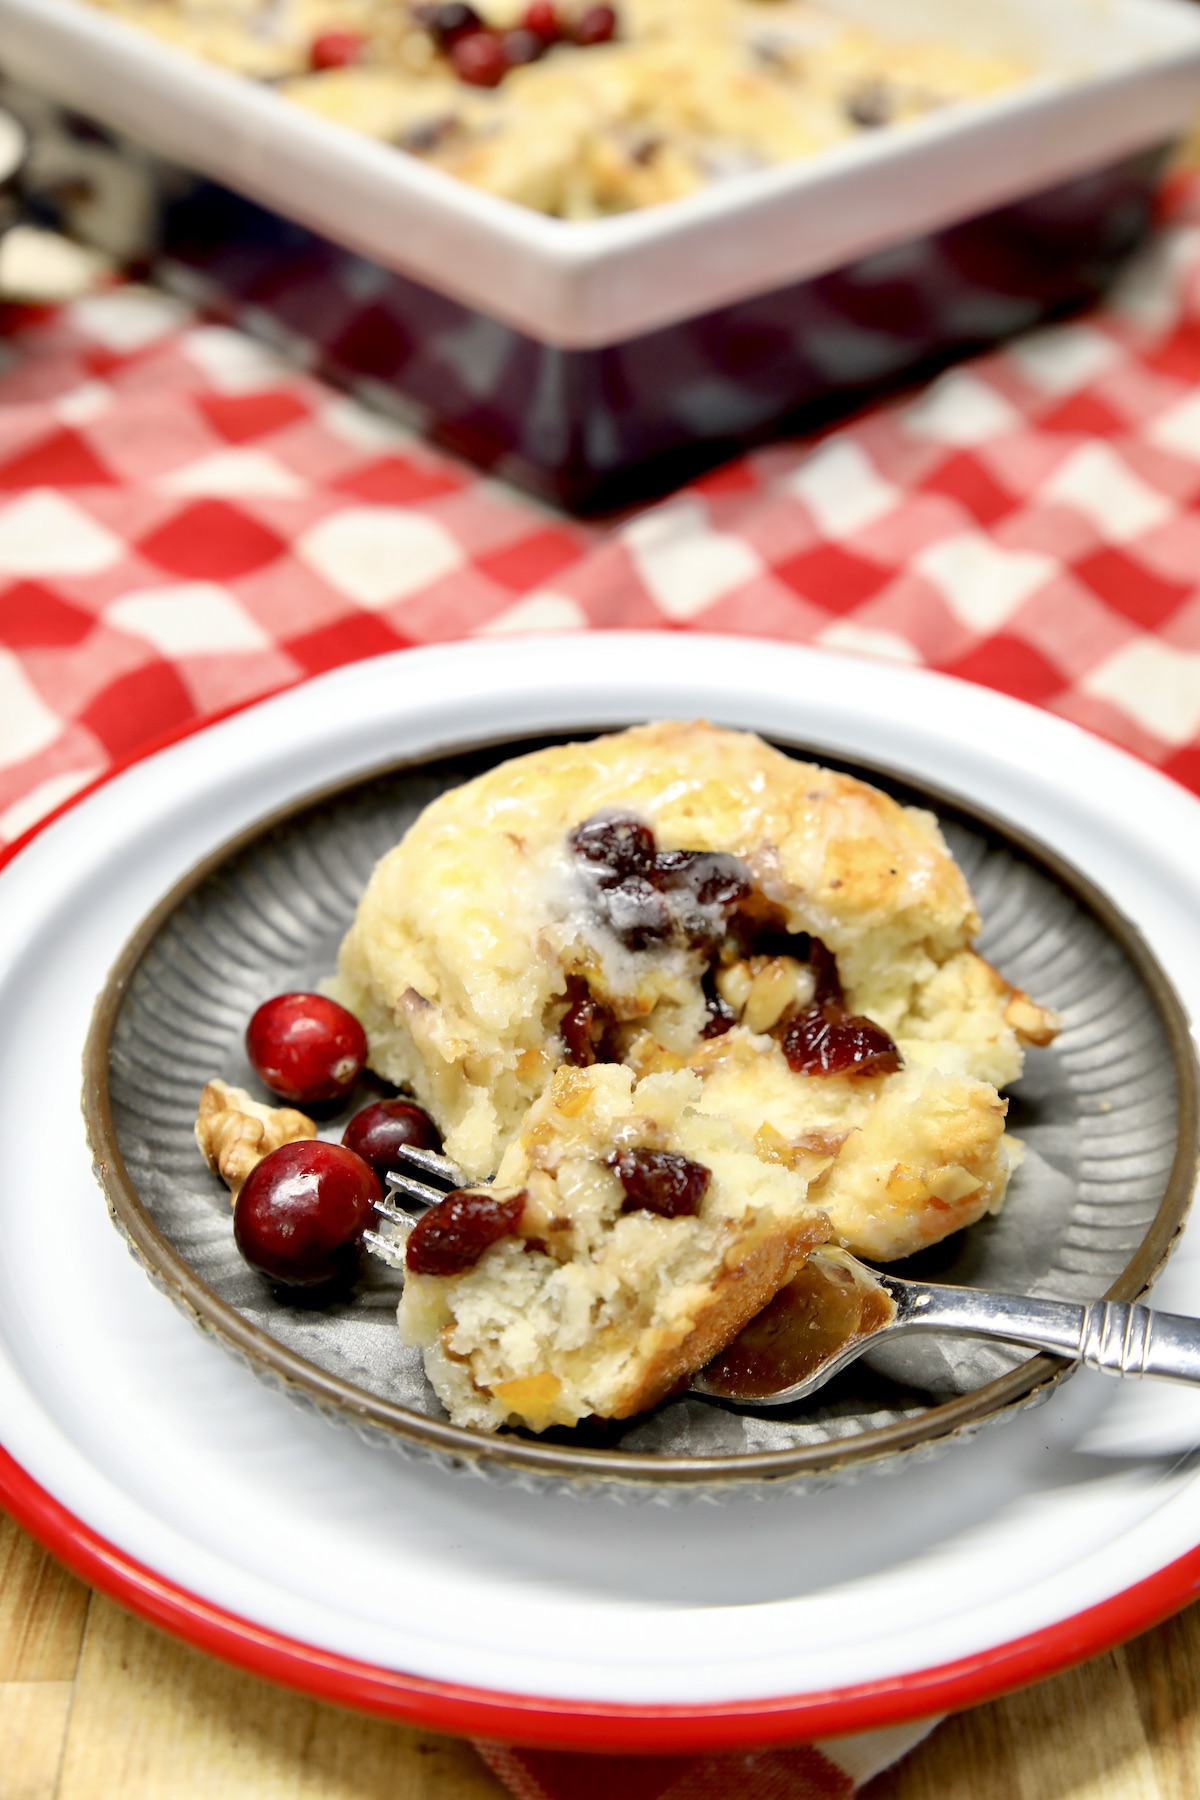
374, 1192, 422, 1225
391, 1143, 468, 1187
385, 1170, 448, 1210
363, 1227, 407, 1267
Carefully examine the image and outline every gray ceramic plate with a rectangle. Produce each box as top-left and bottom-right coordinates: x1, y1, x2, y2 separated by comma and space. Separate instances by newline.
84, 733, 1199, 1497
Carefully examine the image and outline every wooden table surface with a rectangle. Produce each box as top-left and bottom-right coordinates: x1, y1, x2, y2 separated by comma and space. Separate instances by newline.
4, 1505, 1200, 1800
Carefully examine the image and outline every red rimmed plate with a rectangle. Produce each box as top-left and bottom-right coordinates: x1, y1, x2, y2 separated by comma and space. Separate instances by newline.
2, 634, 1200, 1751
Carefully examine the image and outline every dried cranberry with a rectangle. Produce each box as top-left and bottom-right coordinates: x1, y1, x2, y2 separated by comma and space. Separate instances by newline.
651, 849, 750, 909
700, 966, 735, 1037
560, 976, 615, 1066
523, 0, 560, 39
450, 28, 509, 83
653, 849, 750, 949
607, 1148, 710, 1217
341, 1099, 440, 1181
722, 910, 759, 960
604, 875, 673, 947
807, 937, 844, 1008
571, 818, 751, 952
781, 1004, 901, 1078
571, 816, 676, 947
749, 922, 812, 962
572, 3, 617, 43
310, 29, 367, 68
246, 993, 367, 1105
426, 0, 482, 43
570, 813, 657, 884
503, 26, 545, 63
405, 1188, 526, 1275
701, 998, 736, 1038
234, 1140, 381, 1288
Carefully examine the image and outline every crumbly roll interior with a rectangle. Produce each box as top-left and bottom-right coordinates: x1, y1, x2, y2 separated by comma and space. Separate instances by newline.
399, 1063, 831, 1432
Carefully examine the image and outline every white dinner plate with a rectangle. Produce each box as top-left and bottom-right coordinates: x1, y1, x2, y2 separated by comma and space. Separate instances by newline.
3, 632, 1200, 1751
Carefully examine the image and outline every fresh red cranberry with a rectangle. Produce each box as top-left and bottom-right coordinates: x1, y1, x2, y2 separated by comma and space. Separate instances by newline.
571, 3, 616, 43
234, 1140, 381, 1287
606, 1148, 710, 1217
426, 0, 483, 44
245, 993, 367, 1105
406, 1188, 526, 1275
781, 1004, 901, 1078
310, 29, 367, 69
502, 26, 546, 64
341, 1099, 440, 1181
523, 0, 560, 40
450, 29, 509, 84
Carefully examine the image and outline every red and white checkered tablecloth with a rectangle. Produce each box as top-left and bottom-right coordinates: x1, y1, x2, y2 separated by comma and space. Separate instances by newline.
8, 168, 1200, 1800
5, 173, 1200, 849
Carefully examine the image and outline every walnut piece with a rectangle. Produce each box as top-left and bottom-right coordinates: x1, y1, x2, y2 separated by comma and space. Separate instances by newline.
195, 1078, 316, 1202
1004, 990, 1061, 1048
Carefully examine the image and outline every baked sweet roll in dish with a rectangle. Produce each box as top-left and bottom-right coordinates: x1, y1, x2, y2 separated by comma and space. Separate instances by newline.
84, 0, 1025, 218
332, 720, 1058, 1279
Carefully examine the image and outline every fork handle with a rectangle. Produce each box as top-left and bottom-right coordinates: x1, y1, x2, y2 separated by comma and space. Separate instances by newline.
887, 1283, 1200, 1384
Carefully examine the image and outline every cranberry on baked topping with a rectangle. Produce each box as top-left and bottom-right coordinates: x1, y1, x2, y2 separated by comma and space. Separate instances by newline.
571, 3, 617, 43
405, 1189, 527, 1275
310, 29, 366, 68
502, 26, 546, 64
421, 1, 483, 45
523, 0, 560, 40
606, 1148, 710, 1217
450, 30, 508, 84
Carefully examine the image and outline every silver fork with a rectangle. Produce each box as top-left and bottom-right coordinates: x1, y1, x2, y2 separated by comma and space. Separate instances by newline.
367, 1146, 1200, 1408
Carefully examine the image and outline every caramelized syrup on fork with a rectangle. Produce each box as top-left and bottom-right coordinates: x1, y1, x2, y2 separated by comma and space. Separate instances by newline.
701, 1253, 895, 1400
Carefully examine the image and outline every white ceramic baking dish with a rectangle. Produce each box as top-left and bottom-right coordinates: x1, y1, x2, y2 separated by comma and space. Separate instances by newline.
3, 0, 1199, 505
4, 0, 1200, 343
